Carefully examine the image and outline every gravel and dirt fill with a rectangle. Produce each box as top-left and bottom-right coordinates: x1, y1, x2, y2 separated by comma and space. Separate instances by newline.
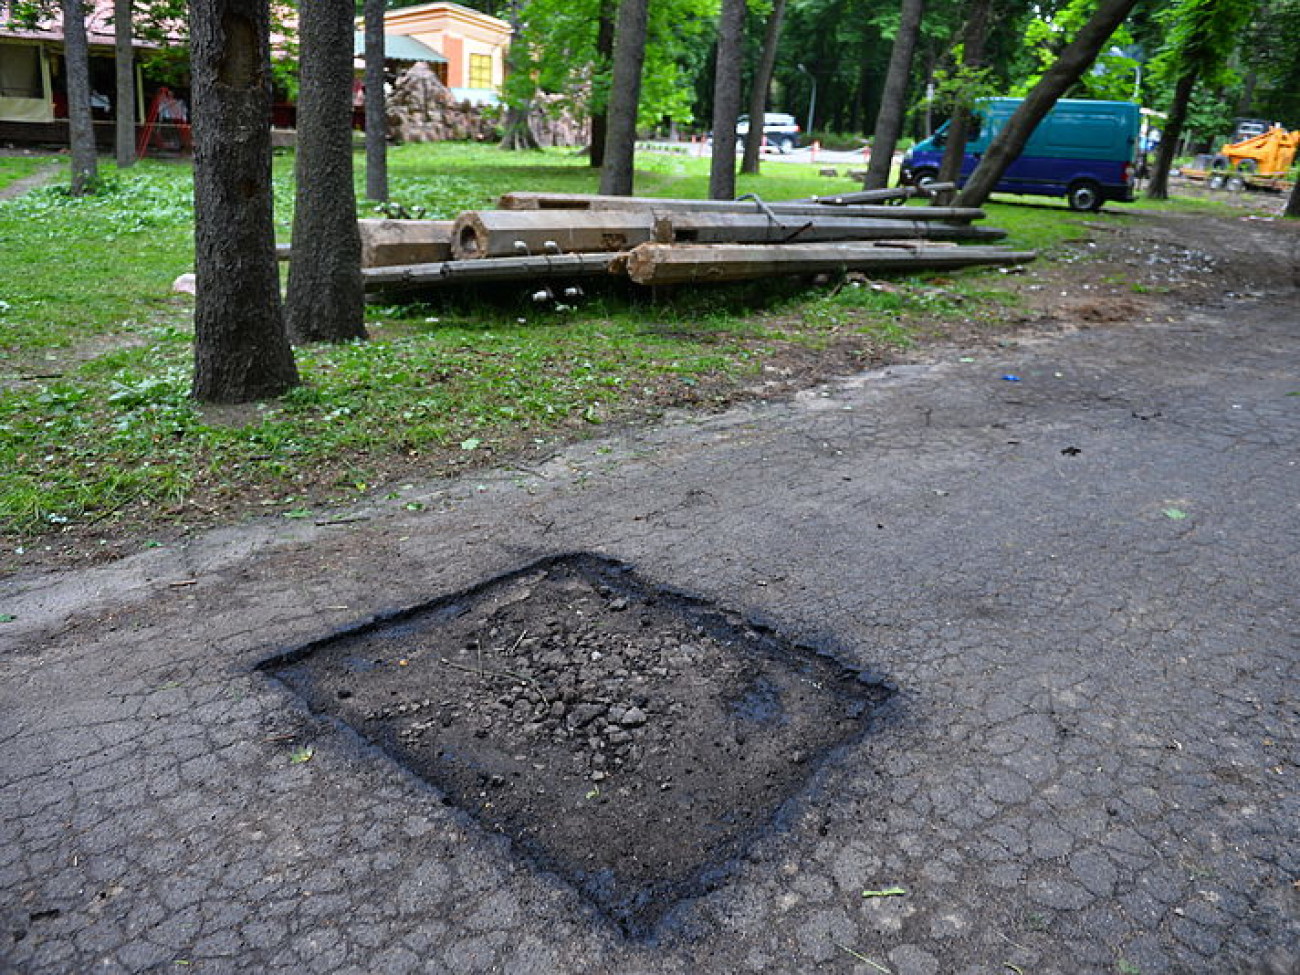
263, 552, 893, 938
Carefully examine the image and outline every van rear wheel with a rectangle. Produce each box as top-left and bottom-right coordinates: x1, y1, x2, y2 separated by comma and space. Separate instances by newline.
910, 168, 938, 190
1067, 180, 1103, 212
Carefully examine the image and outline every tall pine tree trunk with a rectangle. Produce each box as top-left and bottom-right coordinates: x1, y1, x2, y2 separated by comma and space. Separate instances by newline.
62, 0, 98, 194
1145, 71, 1196, 200
956, 0, 1139, 207
864, 0, 924, 190
189, 0, 299, 402
114, 0, 136, 169
708, 0, 746, 199
739, 0, 787, 176
364, 0, 387, 201
285, 0, 366, 344
589, 0, 616, 167
599, 0, 650, 195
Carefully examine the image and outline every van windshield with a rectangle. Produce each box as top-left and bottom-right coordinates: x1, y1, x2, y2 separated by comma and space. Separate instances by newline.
929, 114, 982, 150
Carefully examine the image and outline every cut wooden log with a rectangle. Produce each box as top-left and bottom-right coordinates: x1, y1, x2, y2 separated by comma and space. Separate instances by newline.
622, 241, 1036, 286
357, 218, 454, 268
362, 252, 621, 291
452, 208, 1006, 259
496, 191, 986, 223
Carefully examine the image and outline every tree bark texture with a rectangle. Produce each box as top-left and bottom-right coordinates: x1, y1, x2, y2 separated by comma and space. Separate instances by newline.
499, 105, 543, 149
1286, 176, 1300, 219
364, 0, 388, 201
934, 0, 991, 203
599, 0, 650, 196
739, 0, 787, 176
285, 0, 367, 344
189, 0, 299, 402
955, 0, 1140, 207
62, 0, 98, 194
708, 0, 746, 199
1145, 70, 1196, 200
588, 0, 616, 167
113, 0, 136, 169
497, 2, 542, 151
863, 0, 924, 190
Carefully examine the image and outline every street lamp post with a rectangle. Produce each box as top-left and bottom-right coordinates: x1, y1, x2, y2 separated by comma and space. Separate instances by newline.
797, 63, 817, 141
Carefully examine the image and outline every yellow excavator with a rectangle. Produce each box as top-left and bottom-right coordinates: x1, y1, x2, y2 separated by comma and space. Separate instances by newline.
1210, 124, 1299, 175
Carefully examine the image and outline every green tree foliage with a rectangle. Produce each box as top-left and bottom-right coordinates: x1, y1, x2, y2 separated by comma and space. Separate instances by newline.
1238, 0, 1300, 123
503, 0, 715, 134
1012, 0, 1140, 98
1145, 0, 1255, 197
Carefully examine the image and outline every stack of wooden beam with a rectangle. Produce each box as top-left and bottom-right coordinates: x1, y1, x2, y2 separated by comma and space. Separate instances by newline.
359, 187, 1035, 292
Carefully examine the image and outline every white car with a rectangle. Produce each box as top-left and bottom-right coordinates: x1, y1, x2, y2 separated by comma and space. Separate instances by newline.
735, 113, 800, 153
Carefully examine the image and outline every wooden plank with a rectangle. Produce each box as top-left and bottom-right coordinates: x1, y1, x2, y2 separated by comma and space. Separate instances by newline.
623, 241, 1036, 286
496, 191, 986, 223
362, 252, 621, 291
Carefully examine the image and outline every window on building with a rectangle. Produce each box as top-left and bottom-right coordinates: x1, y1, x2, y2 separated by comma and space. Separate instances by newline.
468, 53, 492, 89
0, 45, 44, 99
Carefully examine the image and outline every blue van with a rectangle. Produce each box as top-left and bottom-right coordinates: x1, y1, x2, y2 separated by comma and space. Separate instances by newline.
899, 98, 1141, 211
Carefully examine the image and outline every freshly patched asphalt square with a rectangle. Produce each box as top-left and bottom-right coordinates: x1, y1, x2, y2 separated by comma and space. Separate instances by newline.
262, 553, 893, 936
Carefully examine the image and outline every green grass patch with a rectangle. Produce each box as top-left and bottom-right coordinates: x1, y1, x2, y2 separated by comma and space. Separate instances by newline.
0, 155, 56, 191
1, 143, 1098, 553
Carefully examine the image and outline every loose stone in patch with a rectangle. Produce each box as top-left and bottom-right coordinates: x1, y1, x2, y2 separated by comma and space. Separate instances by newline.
260, 553, 893, 937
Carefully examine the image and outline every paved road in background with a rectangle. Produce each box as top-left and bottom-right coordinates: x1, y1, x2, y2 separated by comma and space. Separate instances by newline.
2, 295, 1297, 972
640, 139, 883, 170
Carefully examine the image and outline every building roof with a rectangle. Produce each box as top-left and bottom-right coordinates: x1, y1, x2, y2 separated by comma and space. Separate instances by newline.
353, 32, 447, 63
0, 0, 184, 47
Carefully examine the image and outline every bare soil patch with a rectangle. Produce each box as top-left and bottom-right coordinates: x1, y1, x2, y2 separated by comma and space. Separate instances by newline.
261, 553, 893, 938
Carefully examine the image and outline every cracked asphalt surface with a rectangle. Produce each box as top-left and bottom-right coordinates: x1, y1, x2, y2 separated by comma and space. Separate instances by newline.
3, 217, 1299, 973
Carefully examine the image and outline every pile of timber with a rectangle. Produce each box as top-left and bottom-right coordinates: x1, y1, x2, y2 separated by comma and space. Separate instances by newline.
358, 185, 1035, 292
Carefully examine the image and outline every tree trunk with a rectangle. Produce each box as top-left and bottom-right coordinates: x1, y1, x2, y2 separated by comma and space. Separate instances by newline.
599, 0, 650, 196
189, 0, 299, 401
285, 0, 367, 344
62, 0, 98, 194
708, 0, 746, 199
1145, 70, 1196, 200
364, 0, 387, 201
863, 0, 924, 190
113, 0, 136, 169
589, 0, 616, 167
499, 106, 543, 149
739, 0, 787, 176
498, 1, 542, 151
955, 0, 1140, 208
1285, 174, 1300, 219
933, 0, 991, 204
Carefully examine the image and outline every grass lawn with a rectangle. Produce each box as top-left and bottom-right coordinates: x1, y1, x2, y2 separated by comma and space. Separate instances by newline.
0, 155, 58, 192
0, 142, 1233, 567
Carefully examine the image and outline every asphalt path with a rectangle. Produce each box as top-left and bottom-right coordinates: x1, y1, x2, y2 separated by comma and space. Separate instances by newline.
639, 139, 883, 170
2, 293, 1298, 972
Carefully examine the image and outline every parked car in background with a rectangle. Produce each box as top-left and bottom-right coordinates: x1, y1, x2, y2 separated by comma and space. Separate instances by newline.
736, 113, 801, 153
